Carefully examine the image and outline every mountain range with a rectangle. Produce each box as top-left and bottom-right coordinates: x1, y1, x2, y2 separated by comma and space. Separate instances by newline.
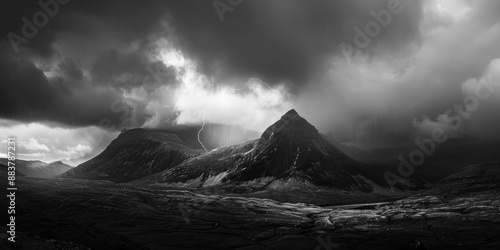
0, 159, 72, 178
59, 109, 500, 202
58, 109, 410, 205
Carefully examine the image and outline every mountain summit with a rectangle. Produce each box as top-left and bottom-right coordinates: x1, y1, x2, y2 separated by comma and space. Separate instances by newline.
261, 109, 319, 141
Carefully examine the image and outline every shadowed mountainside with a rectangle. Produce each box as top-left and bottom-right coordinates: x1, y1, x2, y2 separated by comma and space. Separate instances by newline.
61, 129, 203, 182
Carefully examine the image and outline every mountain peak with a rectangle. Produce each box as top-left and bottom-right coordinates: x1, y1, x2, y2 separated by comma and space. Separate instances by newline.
261, 109, 319, 140
283, 109, 298, 117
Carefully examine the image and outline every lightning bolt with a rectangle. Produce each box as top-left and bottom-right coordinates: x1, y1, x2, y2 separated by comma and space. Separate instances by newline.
197, 79, 215, 153
197, 77, 288, 152
197, 105, 209, 152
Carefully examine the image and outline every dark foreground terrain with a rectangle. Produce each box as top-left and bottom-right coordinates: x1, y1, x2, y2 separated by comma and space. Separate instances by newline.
1, 162, 499, 250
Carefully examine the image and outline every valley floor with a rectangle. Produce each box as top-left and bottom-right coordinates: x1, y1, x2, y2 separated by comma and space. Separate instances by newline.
1, 169, 500, 250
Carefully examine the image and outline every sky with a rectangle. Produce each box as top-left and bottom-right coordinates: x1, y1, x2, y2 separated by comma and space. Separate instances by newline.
1, 0, 500, 165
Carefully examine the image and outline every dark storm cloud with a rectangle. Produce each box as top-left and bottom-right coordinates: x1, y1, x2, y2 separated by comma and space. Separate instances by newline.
0, 0, 428, 132
1, 0, 168, 57
3, 0, 423, 90
0, 1, 434, 148
297, 0, 500, 144
0, 0, 178, 127
90, 49, 177, 88
0, 43, 126, 127
0, 47, 58, 112
161, 0, 423, 90
58, 59, 83, 80
0, 0, 58, 58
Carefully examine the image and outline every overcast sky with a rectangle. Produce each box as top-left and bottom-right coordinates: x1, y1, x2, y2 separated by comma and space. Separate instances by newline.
1, 0, 499, 165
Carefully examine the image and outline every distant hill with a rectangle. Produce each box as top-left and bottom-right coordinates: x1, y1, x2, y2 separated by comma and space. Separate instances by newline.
0, 159, 72, 178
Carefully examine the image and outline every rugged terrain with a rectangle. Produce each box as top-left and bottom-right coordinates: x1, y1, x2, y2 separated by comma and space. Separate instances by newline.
1, 161, 499, 249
